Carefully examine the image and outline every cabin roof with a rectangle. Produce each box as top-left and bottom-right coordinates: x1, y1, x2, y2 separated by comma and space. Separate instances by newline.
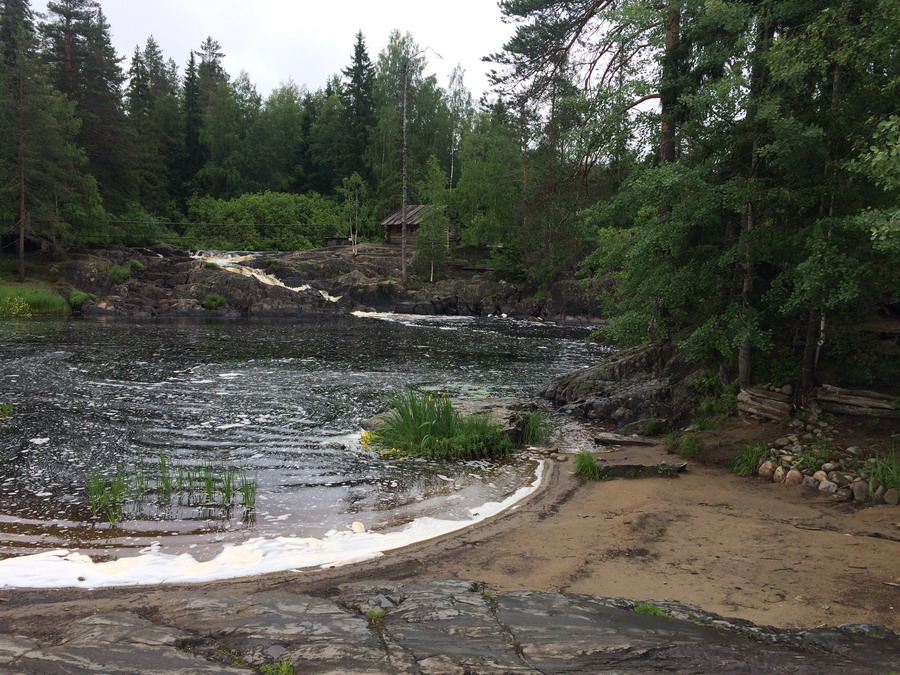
380, 205, 427, 227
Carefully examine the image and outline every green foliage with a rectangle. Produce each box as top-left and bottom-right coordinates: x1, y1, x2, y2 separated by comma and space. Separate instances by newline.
67, 290, 97, 310
522, 411, 554, 446
367, 392, 512, 461
572, 451, 604, 481
0, 284, 68, 316
868, 445, 900, 494
106, 264, 132, 285
640, 419, 667, 436
732, 443, 769, 477
260, 662, 295, 675
632, 602, 672, 618
202, 293, 226, 311
183, 191, 334, 250
671, 434, 705, 458
794, 439, 839, 472
0, 403, 12, 417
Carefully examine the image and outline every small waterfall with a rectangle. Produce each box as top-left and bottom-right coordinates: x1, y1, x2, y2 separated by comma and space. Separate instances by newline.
193, 250, 341, 302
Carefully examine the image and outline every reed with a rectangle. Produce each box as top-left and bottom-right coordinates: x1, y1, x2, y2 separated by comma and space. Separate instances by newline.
239, 471, 258, 509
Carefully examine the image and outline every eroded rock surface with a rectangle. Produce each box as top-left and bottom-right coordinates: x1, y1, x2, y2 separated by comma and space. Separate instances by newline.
2, 579, 896, 673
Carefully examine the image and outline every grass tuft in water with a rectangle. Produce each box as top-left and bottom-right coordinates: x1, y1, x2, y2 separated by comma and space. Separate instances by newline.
368, 391, 512, 461
239, 471, 258, 508
522, 411, 554, 446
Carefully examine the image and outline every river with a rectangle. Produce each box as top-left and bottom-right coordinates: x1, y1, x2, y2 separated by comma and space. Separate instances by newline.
0, 313, 606, 586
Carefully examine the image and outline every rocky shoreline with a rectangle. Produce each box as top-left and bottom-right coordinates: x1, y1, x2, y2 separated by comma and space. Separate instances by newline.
60, 243, 604, 324
1, 578, 897, 673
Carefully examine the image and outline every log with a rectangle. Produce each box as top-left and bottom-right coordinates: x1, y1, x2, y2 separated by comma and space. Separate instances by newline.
815, 384, 900, 419
818, 384, 895, 402
737, 389, 792, 421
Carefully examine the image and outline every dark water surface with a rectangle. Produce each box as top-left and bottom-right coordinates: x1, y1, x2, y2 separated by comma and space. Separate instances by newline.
0, 314, 605, 562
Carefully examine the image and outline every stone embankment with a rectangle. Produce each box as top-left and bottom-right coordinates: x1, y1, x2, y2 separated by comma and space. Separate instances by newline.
755, 415, 900, 506
1, 579, 897, 673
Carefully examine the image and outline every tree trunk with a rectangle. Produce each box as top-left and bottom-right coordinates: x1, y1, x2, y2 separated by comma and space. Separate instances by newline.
400, 58, 409, 281
801, 309, 819, 390
17, 69, 26, 283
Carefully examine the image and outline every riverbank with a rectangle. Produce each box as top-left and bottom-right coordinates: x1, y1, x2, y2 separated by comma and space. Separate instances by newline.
1, 417, 897, 671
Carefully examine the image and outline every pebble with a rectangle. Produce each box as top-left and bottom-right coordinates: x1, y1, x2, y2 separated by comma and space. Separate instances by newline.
851, 481, 869, 502
774, 437, 791, 449
802, 476, 818, 488
773, 466, 787, 483
821, 462, 837, 472
812, 470, 828, 483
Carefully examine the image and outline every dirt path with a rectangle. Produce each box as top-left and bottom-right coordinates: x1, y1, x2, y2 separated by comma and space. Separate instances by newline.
1, 422, 898, 639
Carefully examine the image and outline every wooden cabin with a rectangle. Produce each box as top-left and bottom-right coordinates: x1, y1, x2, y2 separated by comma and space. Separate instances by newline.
381, 205, 426, 245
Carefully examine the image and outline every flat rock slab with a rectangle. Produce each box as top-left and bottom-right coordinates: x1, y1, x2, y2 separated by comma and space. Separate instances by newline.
1, 579, 897, 673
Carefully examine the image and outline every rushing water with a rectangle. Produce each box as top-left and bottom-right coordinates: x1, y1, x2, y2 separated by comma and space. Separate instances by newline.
0, 314, 605, 584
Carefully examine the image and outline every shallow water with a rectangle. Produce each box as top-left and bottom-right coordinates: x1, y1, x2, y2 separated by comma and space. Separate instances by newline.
0, 314, 605, 569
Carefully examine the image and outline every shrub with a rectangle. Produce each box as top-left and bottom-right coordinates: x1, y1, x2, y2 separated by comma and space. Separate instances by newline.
202, 293, 226, 311
107, 264, 131, 284
732, 443, 769, 476
127, 258, 144, 270
368, 391, 512, 460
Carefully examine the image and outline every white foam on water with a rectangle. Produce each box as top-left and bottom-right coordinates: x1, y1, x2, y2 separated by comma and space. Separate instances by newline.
0, 463, 544, 590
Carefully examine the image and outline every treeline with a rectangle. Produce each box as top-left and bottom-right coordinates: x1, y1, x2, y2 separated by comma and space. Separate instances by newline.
491, 0, 899, 390
1, 0, 601, 285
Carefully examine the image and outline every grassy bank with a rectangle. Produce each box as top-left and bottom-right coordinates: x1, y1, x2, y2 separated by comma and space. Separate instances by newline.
0, 283, 69, 317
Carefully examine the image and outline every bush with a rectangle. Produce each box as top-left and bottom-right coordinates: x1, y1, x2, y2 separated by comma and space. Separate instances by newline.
107, 264, 131, 284
674, 434, 705, 458
68, 290, 97, 310
640, 419, 667, 436
202, 293, 226, 311
366, 391, 512, 460
732, 443, 769, 476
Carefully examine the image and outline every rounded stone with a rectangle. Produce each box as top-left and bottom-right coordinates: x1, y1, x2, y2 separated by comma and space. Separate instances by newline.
785, 469, 804, 486
818, 480, 838, 494
851, 481, 869, 502
781, 384, 794, 395
802, 476, 818, 488
773, 466, 787, 483
885, 488, 900, 506
822, 462, 837, 472
758, 460, 777, 480
774, 437, 791, 449
812, 470, 828, 483
834, 487, 852, 502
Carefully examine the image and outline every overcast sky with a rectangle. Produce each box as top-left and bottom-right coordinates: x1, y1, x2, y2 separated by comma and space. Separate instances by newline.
34, 0, 516, 99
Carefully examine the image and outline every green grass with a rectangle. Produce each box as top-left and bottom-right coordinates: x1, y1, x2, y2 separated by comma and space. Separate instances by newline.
670, 433, 705, 458
202, 293, 226, 310
522, 411, 554, 446
365, 608, 388, 624
67, 290, 97, 310
260, 662, 294, 675
369, 391, 513, 460
0, 403, 12, 417
640, 419, 667, 436
869, 447, 900, 494
107, 264, 132, 284
732, 443, 769, 477
0, 283, 69, 317
632, 602, 672, 618
572, 451, 606, 481
794, 438, 839, 472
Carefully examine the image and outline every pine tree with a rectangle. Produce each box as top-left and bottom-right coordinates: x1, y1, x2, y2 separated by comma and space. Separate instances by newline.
41, 0, 136, 215
341, 31, 375, 184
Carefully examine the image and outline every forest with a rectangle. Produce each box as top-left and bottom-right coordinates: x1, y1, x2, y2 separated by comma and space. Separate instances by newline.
0, 0, 898, 391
